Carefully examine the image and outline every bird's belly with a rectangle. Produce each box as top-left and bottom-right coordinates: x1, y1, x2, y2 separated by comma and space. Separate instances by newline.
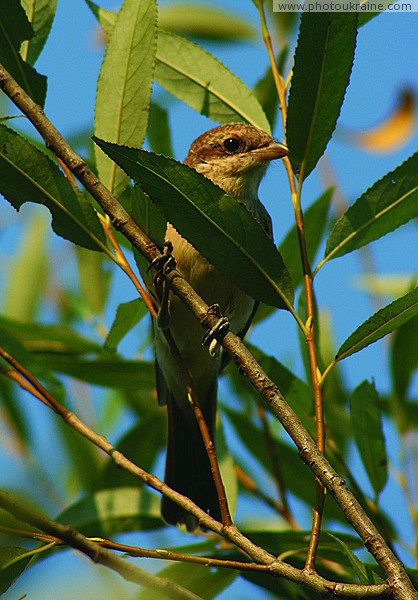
155, 225, 255, 405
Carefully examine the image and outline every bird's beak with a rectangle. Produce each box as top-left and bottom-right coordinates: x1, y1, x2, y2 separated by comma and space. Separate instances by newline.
251, 141, 289, 162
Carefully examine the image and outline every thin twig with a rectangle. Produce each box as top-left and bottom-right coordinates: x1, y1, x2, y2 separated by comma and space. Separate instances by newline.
256, 4, 327, 571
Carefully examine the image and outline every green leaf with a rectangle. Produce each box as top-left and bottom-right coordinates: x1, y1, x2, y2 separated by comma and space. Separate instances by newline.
279, 189, 332, 288
253, 48, 288, 131
57, 487, 163, 536
349, 381, 388, 498
158, 3, 255, 42
0, 546, 32, 594
147, 102, 173, 157
286, 13, 357, 180
38, 355, 156, 390
0, 0, 47, 105
323, 152, 418, 263
94, 140, 294, 309
391, 315, 418, 399
104, 298, 147, 352
20, 0, 57, 65
3, 209, 49, 320
336, 287, 418, 362
155, 31, 271, 131
137, 562, 236, 600
0, 125, 106, 251
86, 7, 268, 131
94, 0, 157, 197
0, 315, 102, 355
76, 247, 112, 317
84, 0, 116, 36
99, 414, 166, 488
130, 184, 166, 290
326, 533, 377, 584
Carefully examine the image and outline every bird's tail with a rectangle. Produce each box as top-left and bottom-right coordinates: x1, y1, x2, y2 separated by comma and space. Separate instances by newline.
161, 384, 221, 531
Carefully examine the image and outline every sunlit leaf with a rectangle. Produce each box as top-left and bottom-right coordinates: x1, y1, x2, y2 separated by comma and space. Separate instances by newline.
94, 140, 294, 309
76, 247, 112, 318
287, 13, 357, 180
349, 381, 388, 498
158, 3, 255, 42
0, 125, 106, 251
0, 0, 47, 105
3, 210, 49, 321
20, 0, 57, 65
336, 287, 418, 362
86, 5, 269, 131
323, 152, 418, 264
94, 0, 157, 197
155, 31, 271, 131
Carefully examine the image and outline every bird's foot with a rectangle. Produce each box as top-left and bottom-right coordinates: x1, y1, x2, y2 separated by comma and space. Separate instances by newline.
149, 241, 176, 330
202, 304, 230, 357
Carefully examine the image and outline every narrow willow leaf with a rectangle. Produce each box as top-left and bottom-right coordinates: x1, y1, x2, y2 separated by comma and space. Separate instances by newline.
336, 286, 418, 362
104, 298, 147, 352
85, 5, 268, 131
391, 315, 418, 399
99, 415, 165, 488
0, 125, 105, 251
253, 48, 288, 131
0, 0, 47, 106
350, 381, 388, 498
131, 184, 166, 290
0, 546, 32, 594
138, 563, 236, 600
155, 31, 271, 131
158, 4, 255, 42
224, 407, 345, 523
57, 487, 163, 536
84, 0, 116, 35
20, 0, 57, 65
3, 210, 48, 321
0, 316, 101, 355
94, 0, 157, 197
38, 356, 156, 390
279, 189, 333, 287
94, 139, 294, 309
76, 247, 111, 317
326, 533, 372, 584
324, 152, 418, 263
286, 13, 357, 180
147, 102, 173, 157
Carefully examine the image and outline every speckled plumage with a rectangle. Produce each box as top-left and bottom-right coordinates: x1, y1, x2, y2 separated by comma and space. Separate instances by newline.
156, 124, 288, 529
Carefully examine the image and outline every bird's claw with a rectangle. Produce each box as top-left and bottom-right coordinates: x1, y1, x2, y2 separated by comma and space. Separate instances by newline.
150, 241, 176, 330
202, 304, 229, 356
148, 241, 176, 278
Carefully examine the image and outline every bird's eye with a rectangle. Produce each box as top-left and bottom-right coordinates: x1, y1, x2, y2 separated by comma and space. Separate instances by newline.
223, 137, 241, 153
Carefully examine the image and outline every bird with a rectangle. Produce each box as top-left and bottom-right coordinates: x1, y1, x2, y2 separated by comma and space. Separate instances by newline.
154, 123, 288, 529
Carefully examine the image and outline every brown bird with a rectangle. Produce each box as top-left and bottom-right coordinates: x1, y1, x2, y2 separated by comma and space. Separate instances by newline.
154, 123, 288, 529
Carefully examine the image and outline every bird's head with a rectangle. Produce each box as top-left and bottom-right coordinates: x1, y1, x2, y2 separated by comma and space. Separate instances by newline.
184, 123, 288, 205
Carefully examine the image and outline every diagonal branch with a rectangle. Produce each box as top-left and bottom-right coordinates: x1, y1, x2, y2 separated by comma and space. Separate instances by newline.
0, 63, 416, 599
